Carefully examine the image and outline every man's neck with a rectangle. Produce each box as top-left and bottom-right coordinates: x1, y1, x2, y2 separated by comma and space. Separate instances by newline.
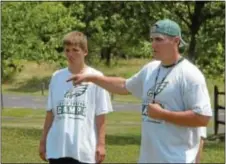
161, 54, 182, 68
68, 63, 87, 74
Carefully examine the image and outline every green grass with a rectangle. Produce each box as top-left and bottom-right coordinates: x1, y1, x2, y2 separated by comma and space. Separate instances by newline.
1, 108, 225, 163
2, 108, 45, 117
2, 127, 224, 163
2, 107, 215, 133
2, 108, 141, 129
2, 60, 56, 96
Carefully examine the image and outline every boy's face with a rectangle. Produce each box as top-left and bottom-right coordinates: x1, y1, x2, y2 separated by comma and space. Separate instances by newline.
64, 44, 87, 64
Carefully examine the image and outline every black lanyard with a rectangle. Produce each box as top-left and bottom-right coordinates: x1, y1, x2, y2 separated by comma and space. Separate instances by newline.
152, 57, 184, 103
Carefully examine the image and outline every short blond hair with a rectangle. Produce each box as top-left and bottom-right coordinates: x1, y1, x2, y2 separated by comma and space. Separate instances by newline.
63, 31, 88, 52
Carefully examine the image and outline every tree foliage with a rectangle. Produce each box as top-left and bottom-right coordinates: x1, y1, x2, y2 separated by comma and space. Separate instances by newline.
2, 1, 225, 81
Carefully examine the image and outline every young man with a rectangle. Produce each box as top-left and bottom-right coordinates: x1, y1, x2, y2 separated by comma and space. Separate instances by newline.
39, 31, 113, 164
67, 19, 212, 163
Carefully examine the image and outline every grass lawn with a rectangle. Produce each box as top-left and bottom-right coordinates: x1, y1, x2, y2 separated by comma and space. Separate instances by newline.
1, 108, 225, 163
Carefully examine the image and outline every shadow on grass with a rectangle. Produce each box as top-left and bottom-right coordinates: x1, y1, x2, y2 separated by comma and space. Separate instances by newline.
2, 127, 141, 145
2, 127, 225, 151
106, 134, 141, 145
207, 133, 225, 142
2, 127, 42, 141
204, 141, 225, 149
5, 76, 51, 93
4, 127, 224, 148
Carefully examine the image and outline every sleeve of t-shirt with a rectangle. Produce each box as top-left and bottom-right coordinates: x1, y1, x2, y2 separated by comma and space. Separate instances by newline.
95, 85, 113, 116
125, 67, 146, 99
183, 83, 212, 117
46, 76, 54, 111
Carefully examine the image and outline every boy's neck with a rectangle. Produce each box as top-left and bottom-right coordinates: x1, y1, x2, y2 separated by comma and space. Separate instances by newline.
68, 63, 87, 74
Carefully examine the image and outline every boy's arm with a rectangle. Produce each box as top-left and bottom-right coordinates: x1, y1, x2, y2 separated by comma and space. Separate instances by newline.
95, 114, 106, 163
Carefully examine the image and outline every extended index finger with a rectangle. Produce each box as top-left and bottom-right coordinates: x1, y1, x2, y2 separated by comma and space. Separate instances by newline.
66, 75, 77, 82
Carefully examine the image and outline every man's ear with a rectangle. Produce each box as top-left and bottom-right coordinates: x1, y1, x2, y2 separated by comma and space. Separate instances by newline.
174, 37, 180, 46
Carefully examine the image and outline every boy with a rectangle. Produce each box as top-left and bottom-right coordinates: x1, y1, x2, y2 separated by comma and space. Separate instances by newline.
39, 31, 113, 164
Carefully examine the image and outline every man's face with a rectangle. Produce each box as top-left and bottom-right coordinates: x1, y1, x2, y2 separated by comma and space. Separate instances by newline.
150, 34, 179, 60
64, 44, 87, 64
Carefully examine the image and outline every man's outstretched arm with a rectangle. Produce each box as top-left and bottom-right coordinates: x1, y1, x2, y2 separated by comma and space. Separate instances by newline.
67, 74, 129, 95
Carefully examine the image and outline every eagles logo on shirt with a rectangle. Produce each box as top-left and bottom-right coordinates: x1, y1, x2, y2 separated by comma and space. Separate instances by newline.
147, 82, 168, 97
56, 84, 89, 119
141, 81, 168, 124
64, 84, 88, 98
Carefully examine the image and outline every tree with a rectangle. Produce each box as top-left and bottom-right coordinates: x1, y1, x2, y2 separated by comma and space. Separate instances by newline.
164, 1, 224, 62
2, 1, 224, 80
2, 2, 85, 81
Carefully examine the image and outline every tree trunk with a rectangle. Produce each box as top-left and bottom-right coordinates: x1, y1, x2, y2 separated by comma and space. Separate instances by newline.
100, 47, 112, 66
105, 47, 111, 66
187, 1, 206, 61
188, 33, 196, 62
100, 47, 105, 60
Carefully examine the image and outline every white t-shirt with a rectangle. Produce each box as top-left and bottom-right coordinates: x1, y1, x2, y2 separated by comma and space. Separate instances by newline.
199, 127, 207, 138
126, 59, 212, 163
46, 67, 113, 163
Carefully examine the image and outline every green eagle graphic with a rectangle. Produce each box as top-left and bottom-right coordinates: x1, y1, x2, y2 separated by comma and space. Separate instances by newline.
147, 82, 168, 97
64, 84, 88, 98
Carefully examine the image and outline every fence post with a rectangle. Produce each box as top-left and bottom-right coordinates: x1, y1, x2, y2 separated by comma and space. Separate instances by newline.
41, 82, 45, 96
214, 85, 219, 135
1, 90, 3, 110
111, 92, 114, 101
